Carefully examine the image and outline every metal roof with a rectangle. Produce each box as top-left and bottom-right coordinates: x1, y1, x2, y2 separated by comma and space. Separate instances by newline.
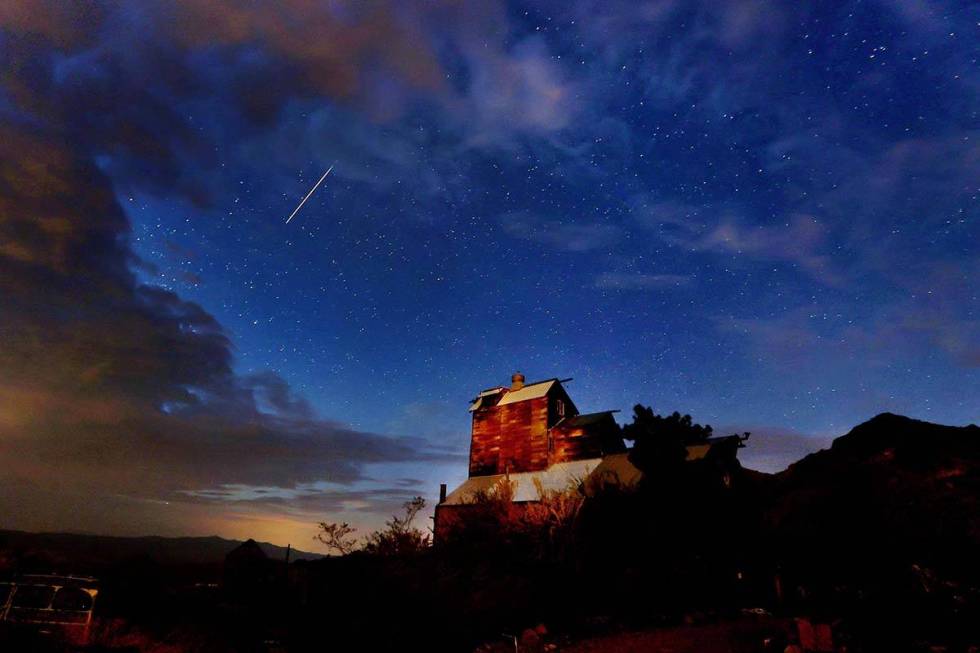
495, 379, 558, 406
561, 410, 618, 428
441, 458, 602, 505
468, 378, 561, 412
586, 452, 644, 493
441, 444, 743, 505
468, 387, 507, 412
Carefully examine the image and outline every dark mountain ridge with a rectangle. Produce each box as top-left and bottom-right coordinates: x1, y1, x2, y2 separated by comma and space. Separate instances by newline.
0, 530, 322, 574
779, 412, 979, 478
757, 413, 979, 618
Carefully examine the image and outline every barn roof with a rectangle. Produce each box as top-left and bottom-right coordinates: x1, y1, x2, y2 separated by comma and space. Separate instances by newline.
559, 410, 618, 428
441, 458, 602, 505
496, 379, 558, 405
586, 452, 644, 492
468, 378, 562, 411
468, 387, 507, 412
441, 442, 745, 506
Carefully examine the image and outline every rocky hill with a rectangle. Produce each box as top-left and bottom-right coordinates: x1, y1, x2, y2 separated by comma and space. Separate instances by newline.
766, 413, 979, 570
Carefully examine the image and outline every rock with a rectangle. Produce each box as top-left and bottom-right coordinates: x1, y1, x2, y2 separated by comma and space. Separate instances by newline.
521, 627, 541, 646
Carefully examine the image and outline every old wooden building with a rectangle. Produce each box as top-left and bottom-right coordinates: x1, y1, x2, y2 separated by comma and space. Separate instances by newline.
467, 373, 624, 476
434, 373, 627, 539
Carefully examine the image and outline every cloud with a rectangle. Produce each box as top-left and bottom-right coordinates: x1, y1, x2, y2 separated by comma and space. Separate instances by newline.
630, 198, 841, 284
499, 211, 622, 252
717, 257, 980, 377
0, 126, 461, 538
825, 134, 980, 249
594, 272, 690, 290
455, 36, 580, 147
0, 1, 583, 206
891, 260, 980, 368
698, 214, 841, 285
180, 482, 428, 516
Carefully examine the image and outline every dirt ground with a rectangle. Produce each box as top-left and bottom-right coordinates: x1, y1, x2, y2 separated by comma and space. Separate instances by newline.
561, 617, 791, 653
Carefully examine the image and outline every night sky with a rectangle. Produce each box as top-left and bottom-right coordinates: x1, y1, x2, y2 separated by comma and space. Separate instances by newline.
1, 1, 977, 549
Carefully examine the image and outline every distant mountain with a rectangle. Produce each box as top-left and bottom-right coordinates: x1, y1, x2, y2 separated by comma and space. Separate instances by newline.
0, 530, 322, 573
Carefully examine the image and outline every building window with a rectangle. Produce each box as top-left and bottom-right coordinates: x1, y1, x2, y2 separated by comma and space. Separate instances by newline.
557, 399, 565, 417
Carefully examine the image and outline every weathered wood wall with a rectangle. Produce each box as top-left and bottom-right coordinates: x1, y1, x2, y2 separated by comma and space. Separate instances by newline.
549, 415, 626, 466
549, 422, 605, 464
469, 396, 551, 476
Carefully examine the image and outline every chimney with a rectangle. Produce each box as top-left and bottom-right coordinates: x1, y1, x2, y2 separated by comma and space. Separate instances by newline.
510, 372, 525, 391
439, 483, 447, 504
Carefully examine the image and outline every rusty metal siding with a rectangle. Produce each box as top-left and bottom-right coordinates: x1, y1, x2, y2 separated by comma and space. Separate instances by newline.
549, 414, 625, 465
469, 405, 501, 476
550, 423, 604, 464
468, 396, 551, 476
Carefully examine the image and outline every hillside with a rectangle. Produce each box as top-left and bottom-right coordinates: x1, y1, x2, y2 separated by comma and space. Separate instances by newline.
739, 413, 979, 647
765, 412, 980, 570
556, 413, 980, 652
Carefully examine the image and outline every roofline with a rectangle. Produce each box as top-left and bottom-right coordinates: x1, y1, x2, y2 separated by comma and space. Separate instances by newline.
471, 377, 563, 403
552, 410, 619, 424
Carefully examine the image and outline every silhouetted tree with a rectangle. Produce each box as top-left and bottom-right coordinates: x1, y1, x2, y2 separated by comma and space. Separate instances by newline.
610, 405, 756, 606
315, 521, 357, 556
621, 405, 713, 474
364, 497, 431, 556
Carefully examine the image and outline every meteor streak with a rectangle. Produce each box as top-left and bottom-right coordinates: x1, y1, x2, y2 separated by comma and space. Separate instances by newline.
285, 165, 333, 224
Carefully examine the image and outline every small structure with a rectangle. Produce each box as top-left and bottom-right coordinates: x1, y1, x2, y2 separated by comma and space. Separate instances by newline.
223, 538, 275, 603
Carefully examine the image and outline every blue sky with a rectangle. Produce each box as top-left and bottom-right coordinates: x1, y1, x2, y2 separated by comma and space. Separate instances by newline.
0, 0, 976, 548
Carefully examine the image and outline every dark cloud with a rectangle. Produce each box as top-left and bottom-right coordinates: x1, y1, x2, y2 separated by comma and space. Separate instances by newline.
0, 1, 580, 205
0, 125, 459, 537
182, 483, 427, 516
